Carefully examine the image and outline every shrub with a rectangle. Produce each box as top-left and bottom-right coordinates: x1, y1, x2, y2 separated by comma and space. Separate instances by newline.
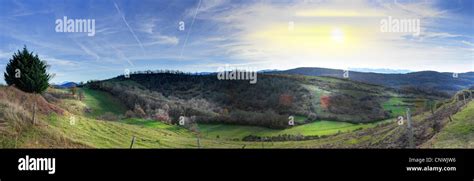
153, 109, 170, 123
125, 110, 135, 118
133, 104, 146, 118
42, 93, 59, 103
98, 112, 119, 121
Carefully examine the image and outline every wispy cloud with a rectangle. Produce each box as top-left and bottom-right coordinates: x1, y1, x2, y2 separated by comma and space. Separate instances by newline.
0, 0, 472, 83
461, 40, 474, 47
72, 39, 100, 61
137, 17, 158, 34
149, 34, 179, 46
44, 57, 78, 66
188, 0, 472, 72
11, 9, 53, 17
180, 0, 203, 58
113, 0, 145, 54
109, 45, 134, 66
0, 50, 13, 59
392, 0, 448, 18
421, 32, 462, 39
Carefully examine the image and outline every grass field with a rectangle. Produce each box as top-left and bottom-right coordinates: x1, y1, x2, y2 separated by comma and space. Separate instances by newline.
44, 112, 361, 148
81, 88, 127, 117
383, 97, 410, 117
46, 113, 201, 148
44, 111, 396, 148
116, 117, 387, 140
198, 119, 394, 140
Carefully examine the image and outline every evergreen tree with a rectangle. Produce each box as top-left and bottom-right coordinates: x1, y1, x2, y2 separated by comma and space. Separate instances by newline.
4, 46, 51, 124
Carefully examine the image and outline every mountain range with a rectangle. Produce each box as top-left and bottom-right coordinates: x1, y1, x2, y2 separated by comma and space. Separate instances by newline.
268, 67, 474, 94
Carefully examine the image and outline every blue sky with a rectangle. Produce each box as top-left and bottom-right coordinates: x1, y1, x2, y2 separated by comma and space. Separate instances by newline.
0, 0, 473, 83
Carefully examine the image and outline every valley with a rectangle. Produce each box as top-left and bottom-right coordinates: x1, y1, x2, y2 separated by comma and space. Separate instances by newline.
1, 71, 472, 148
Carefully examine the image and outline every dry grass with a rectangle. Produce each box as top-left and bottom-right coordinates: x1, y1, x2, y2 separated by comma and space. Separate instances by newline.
0, 86, 85, 148
0, 86, 64, 115
0, 100, 32, 147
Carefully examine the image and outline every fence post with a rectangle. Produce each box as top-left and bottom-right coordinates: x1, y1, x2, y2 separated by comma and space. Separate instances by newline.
130, 136, 136, 149
406, 108, 414, 148
463, 93, 467, 105
196, 136, 201, 149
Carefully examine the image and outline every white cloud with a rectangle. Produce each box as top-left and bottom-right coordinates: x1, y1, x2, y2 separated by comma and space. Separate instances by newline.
420, 32, 462, 39
44, 57, 78, 66
185, 0, 229, 18
72, 39, 100, 60
109, 45, 134, 66
189, 0, 471, 72
461, 40, 474, 47
113, 0, 145, 53
138, 17, 159, 34
0, 50, 13, 59
392, 0, 447, 18
95, 27, 119, 35
149, 34, 179, 46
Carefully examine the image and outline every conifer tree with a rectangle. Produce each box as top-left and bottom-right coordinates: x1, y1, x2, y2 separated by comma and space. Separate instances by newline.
4, 46, 51, 124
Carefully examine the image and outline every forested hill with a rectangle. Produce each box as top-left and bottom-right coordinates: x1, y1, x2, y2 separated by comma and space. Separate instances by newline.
271, 67, 474, 94
86, 72, 444, 128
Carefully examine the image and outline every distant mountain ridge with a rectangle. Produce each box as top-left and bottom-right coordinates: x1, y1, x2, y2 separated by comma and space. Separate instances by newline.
52, 82, 78, 89
348, 68, 412, 74
269, 67, 474, 94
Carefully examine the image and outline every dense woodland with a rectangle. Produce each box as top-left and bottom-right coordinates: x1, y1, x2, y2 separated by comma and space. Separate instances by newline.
85, 71, 406, 128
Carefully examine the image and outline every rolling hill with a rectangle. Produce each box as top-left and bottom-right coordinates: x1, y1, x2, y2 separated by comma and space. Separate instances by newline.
271, 67, 474, 94
52, 82, 78, 89
1, 67, 473, 148
86, 72, 444, 129
0, 83, 472, 148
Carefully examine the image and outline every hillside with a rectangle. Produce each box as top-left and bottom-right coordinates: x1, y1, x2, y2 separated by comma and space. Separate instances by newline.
272, 67, 474, 94
0, 86, 245, 148
0, 85, 378, 148
1, 84, 472, 148
0, 86, 84, 148
290, 90, 474, 148
423, 99, 474, 148
86, 72, 444, 129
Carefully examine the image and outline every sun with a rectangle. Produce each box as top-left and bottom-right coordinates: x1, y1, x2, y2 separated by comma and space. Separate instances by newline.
331, 28, 345, 43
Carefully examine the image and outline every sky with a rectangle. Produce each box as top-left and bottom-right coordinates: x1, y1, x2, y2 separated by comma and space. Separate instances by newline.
0, 0, 473, 83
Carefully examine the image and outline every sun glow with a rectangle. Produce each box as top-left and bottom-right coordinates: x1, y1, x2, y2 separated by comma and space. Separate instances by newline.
331, 28, 344, 43
247, 24, 362, 56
